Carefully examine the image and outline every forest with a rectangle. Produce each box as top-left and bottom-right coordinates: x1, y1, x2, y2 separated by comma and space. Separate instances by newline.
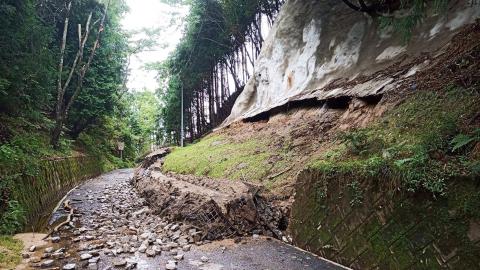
0, 0, 161, 170
1, 0, 479, 269
154, 0, 284, 144
0, 0, 285, 237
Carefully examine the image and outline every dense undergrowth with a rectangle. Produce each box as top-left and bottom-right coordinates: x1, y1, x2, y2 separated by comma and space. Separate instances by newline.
309, 86, 480, 196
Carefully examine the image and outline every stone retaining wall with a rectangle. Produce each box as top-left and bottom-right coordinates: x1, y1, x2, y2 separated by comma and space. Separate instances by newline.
290, 169, 480, 269
0, 156, 102, 230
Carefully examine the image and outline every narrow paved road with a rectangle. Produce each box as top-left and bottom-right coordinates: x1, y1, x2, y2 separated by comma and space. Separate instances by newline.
22, 169, 345, 270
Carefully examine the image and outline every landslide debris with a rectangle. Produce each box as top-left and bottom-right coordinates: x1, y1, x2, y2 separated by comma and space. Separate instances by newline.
132, 149, 288, 241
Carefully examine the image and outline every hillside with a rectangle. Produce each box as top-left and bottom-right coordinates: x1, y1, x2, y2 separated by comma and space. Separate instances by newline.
1, 0, 480, 269
154, 0, 480, 269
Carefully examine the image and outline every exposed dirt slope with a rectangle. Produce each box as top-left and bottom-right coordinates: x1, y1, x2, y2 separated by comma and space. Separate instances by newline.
161, 21, 480, 199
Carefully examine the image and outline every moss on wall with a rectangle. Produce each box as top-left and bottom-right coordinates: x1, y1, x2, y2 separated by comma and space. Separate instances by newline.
0, 156, 102, 232
290, 87, 480, 269
291, 170, 480, 269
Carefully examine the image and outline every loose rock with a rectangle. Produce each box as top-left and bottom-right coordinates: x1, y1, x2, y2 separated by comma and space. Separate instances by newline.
41, 259, 55, 267
50, 236, 61, 243
146, 249, 156, 257
112, 258, 127, 267
165, 262, 177, 270
174, 254, 184, 260
63, 263, 76, 270
80, 253, 93, 260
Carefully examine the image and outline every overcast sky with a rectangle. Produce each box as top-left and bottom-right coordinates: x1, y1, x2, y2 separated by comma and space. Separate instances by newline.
121, 0, 188, 92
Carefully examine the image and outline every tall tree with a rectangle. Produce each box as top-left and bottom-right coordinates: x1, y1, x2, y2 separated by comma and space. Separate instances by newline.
154, 0, 284, 144
51, 0, 109, 148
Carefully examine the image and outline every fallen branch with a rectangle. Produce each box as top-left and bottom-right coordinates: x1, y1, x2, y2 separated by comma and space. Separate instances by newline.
43, 200, 73, 240
268, 167, 293, 180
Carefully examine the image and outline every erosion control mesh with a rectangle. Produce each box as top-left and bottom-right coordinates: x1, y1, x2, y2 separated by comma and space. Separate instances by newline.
133, 148, 287, 241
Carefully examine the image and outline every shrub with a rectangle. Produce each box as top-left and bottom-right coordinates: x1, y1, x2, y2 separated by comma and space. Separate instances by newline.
0, 201, 26, 235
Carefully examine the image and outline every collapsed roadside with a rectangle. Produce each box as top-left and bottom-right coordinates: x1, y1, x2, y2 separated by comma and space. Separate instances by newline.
132, 20, 480, 269
132, 149, 289, 242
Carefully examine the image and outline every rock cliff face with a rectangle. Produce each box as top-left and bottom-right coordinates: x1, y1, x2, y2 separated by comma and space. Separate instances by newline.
224, 0, 480, 125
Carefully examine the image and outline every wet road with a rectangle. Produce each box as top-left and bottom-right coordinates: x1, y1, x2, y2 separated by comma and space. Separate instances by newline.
22, 169, 345, 270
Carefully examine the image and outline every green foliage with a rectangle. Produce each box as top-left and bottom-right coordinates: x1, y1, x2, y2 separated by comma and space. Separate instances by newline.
347, 181, 363, 207
310, 86, 480, 195
0, 134, 53, 176
378, 0, 449, 42
340, 130, 371, 155
0, 236, 23, 269
77, 121, 134, 171
0, 201, 26, 235
155, 0, 281, 142
67, 1, 129, 140
468, 161, 480, 178
127, 91, 161, 154
0, 0, 55, 116
163, 135, 272, 181
451, 128, 480, 152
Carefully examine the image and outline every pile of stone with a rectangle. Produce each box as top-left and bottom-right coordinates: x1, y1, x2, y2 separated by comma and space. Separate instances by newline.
27, 173, 216, 270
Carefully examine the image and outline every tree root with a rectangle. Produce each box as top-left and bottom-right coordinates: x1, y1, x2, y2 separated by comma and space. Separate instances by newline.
43, 200, 73, 240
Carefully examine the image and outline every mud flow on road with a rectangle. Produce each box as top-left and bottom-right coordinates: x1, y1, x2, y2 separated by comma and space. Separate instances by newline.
16, 169, 345, 270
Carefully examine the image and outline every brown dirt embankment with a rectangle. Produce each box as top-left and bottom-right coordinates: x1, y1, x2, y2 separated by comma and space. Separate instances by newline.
133, 149, 287, 241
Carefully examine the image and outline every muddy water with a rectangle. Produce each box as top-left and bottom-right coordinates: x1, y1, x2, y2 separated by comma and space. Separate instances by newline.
16, 169, 345, 270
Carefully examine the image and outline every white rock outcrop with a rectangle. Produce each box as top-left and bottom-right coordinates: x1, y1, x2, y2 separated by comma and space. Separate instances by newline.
223, 0, 480, 125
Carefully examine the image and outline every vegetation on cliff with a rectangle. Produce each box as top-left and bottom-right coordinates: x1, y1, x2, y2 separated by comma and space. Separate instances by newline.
291, 86, 480, 269
309, 86, 479, 195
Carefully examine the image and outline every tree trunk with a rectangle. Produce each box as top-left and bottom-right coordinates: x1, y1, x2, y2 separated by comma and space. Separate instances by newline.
51, 1, 109, 148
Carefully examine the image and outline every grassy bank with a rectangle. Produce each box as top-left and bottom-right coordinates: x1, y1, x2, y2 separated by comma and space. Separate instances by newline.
308, 86, 480, 195
164, 135, 280, 183
0, 236, 22, 269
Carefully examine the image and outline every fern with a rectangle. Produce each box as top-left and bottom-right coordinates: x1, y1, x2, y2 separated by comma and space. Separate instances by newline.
451, 128, 480, 152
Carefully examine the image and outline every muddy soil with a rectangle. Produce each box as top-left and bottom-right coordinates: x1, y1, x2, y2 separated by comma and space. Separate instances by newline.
16, 169, 344, 270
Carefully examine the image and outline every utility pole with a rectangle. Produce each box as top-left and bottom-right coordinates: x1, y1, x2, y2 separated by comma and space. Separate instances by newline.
180, 84, 184, 147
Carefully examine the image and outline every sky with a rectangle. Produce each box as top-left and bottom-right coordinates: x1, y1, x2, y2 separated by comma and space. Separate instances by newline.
121, 0, 189, 92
